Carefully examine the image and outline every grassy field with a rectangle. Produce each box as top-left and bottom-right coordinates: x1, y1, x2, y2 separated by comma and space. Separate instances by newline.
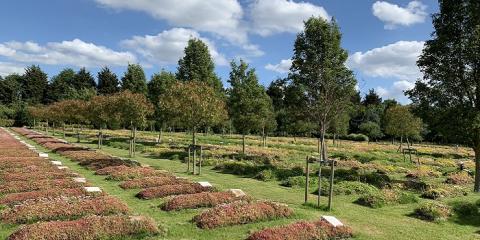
2, 127, 480, 240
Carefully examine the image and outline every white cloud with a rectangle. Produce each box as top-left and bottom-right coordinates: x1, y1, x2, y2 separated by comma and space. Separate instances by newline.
121, 28, 228, 66
348, 40, 424, 80
0, 39, 136, 67
0, 62, 25, 77
250, 0, 330, 36
376, 80, 415, 102
265, 59, 292, 74
372, 1, 427, 29
95, 0, 246, 44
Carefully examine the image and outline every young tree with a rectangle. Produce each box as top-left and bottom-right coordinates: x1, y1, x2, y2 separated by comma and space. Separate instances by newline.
72, 67, 96, 90
97, 67, 120, 95
114, 91, 154, 156
121, 63, 147, 94
228, 60, 275, 153
22, 65, 48, 104
159, 81, 227, 146
147, 70, 177, 143
384, 106, 422, 150
86, 95, 114, 149
290, 17, 357, 160
176, 38, 223, 92
359, 121, 383, 142
406, 0, 480, 191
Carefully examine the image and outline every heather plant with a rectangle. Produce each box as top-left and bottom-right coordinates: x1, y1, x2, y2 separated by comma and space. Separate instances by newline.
162, 191, 249, 211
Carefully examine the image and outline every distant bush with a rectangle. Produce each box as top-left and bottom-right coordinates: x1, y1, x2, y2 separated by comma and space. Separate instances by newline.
451, 201, 479, 217
421, 184, 468, 200
334, 181, 378, 195
325, 133, 369, 142
413, 202, 452, 222
445, 172, 473, 185
255, 169, 276, 181
0, 119, 15, 127
356, 189, 417, 208
213, 161, 266, 176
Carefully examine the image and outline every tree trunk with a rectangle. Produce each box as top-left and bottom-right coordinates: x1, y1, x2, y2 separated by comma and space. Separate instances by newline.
46, 120, 49, 134
157, 127, 163, 144
133, 126, 137, 157
52, 122, 55, 136
474, 145, 480, 192
318, 123, 327, 207
242, 134, 246, 155
63, 123, 66, 139
333, 133, 336, 146
97, 128, 101, 149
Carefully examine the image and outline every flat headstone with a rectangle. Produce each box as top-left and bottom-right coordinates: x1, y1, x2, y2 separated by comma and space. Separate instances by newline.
73, 177, 86, 183
198, 181, 212, 187
39, 153, 49, 158
229, 189, 246, 197
50, 161, 62, 166
321, 216, 344, 227
57, 166, 69, 170
84, 187, 102, 193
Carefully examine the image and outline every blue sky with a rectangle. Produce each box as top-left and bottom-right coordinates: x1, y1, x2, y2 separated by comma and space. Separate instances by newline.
0, 0, 438, 102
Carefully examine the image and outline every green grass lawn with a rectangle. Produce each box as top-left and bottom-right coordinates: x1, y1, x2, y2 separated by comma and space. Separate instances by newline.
1, 130, 479, 240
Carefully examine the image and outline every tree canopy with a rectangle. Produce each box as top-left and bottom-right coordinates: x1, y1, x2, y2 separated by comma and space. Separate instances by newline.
121, 63, 147, 94
97, 67, 120, 95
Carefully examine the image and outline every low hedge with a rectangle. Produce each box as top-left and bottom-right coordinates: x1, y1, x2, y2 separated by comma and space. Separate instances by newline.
413, 202, 452, 222
162, 191, 248, 211
136, 183, 213, 200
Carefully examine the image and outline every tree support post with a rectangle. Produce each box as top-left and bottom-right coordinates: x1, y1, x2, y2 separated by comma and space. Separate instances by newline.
328, 160, 336, 211
305, 156, 310, 204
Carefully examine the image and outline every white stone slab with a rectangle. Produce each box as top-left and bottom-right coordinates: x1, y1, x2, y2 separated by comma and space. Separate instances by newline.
198, 181, 212, 187
321, 216, 344, 227
39, 153, 49, 158
50, 161, 62, 166
84, 187, 102, 193
229, 189, 246, 197
73, 177, 86, 183
57, 166, 69, 170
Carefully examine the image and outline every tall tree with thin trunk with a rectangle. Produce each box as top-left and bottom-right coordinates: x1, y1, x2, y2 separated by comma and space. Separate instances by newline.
406, 0, 480, 191
228, 60, 274, 154
22, 65, 48, 104
290, 17, 357, 159
121, 64, 147, 94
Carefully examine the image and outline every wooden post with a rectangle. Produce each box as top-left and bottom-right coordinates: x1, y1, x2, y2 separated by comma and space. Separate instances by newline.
187, 146, 191, 173
328, 160, 335, 211
199, 146, 202, 175
305, 156, 310, 204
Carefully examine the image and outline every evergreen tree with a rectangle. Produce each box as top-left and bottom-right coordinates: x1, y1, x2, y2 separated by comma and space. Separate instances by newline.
363, 89, 382, 106
72, 67, 96, 89
406, 0, 480, 191
121, 63, 147, 94
97, 67, 120, 95
176, 38, 223, 92
0, 74, 23, 104
22, 65, 48, 104
228, 60, 275, 154
46, 68, 76, 102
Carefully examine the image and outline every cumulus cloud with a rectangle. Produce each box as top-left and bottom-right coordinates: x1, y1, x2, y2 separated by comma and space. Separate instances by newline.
0, 62, 25, 77
250, 0, 330, 36
348, 40, 424, 80
376, 80, 415, 102
95, 0, 246, 44
372, 1, 427, 29
0, 39, 136, 67
265, 59, 292, 74
121, 28, 228, 66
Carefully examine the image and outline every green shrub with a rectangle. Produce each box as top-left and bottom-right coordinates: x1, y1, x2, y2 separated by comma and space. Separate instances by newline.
476, 199, 480, 207
396, 191, 419, 204
353, 154, 377, 163
274, 166, 304, 180
451, 201, 478, 217
255, 169, 276, 181
281, 176, 318, 188
331, 152, 349, 160
364, 172, 391, 188
414, 202, 452, 222
421, 185, 468, 200
355, 192, 386, 208
334, 181, 378, 195
213, 161, 266, 176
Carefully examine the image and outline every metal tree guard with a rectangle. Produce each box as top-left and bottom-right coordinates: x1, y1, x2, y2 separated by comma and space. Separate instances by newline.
305, 155, 336, 211
187, 144, 203, 175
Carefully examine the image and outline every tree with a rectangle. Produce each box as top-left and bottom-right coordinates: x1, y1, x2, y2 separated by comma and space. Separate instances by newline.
290, 17, 357, 160
359, 121, 383, 142
0, 74, 23, 104
406, 0, 480, 191
22, 65, 48, 104
362, 89, 382, 106
228, 60, 275, 153
121, 63, 147, 94
86, 95, 116, 149
147, 70, 177, 142
97, 67, 120, 95
384, 106, 422, 150
159, 81, 227, 146
114, 91, 154, 156
46, 68, 76, 102
176, 38, 223, 92
72, 67, 96, 90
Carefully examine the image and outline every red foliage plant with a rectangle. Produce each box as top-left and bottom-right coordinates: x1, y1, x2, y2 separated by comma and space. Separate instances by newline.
1, 196, 130, 224
0, 188, 97, 207
105, 167, 169, 181
7, 215, 159, 240
193, 201, 293, 229
0, 179, 85, 194
0, 171, 77, 182
162, 191, 249, 211
247, 219, 353, 240
136, 183, 213, 200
